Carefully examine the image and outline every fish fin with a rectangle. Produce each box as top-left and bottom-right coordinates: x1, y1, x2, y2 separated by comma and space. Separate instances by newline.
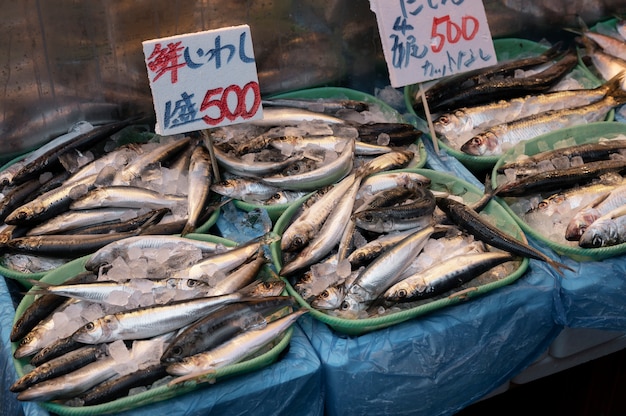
470, 174, 495, 213
548, 258, 576, 277
168, 369, 218, 387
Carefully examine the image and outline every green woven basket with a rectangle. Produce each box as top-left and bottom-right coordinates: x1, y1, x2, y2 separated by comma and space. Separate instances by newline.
11, 233, 295, 415
492, 121, 626, 262
271, 168, 529, 336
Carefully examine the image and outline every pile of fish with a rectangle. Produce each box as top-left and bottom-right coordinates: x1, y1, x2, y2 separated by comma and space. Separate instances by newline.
0, 119, 221, 274
10, 233, 305, 405
495, 137, 626, 248
276, 160, 570, 319
209, 97, 423, 207
577, 18, 626, 91
416, 41, 626, 157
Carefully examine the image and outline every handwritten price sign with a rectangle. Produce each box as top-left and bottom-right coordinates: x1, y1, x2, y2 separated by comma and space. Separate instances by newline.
143, 25, 263, 135
370, 0, 497, 88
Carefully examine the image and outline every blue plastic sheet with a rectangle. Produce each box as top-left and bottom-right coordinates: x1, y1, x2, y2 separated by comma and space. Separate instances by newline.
0, 276, 324, 416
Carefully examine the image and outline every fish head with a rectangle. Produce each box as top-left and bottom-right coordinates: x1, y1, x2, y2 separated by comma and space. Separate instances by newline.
13, 332, 42, 359
72, 317, 113, 344
311, 286, 345, 310
461, 132, 498, 156
352, 211, 386, 233
579, 220, 620, 248
433, 110, 467, 135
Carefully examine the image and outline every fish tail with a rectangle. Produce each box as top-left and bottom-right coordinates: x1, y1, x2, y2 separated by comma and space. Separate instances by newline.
606, 73, 626, 104
547, 257, 575, 277
180, 223, 196, 237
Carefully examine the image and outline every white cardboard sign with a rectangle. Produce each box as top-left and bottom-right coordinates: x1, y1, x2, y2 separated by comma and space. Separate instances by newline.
370, 0, 497, 88
143, 24, 263, 135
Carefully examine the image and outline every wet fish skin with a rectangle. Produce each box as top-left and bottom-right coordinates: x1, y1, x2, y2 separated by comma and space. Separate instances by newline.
160, 296, 295, 363
565, 183, 626, 241
72, 293, 245, 344
578, 205, 626, 248
10, 271, 98, 342
436, 196, 572, 275
383, 251, 515, 302
181, 144, 213, 236
10, 345, 107, 393
166, 309, 307, 384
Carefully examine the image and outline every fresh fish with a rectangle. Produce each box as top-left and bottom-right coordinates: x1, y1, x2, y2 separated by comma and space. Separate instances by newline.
251, 106, 345, 127
64, 208, 170, 235
237, 278, 287, 298
383, 251, 515, 302
280, 173, 357, 252
494, 158, 626, 197
72, 293, 246, 344
166, 309, 307, 384
30, 335, 92, 367
310, 284, 347, 310
565, 183, 626, 240
279, 178, 361, 276
579, 35, 626, 89
113, 136, 192, 185
357, 171, 431, 200
261, 139, 355, 191
4, 171, 115, 227
210, 177, 282, 203
69, 185, 186, 211
268, 134, 391, 156
181, 144, 213, 236
84, 235, 228, 271
75, 362, 169, 406
24, 208, 140, 236
496, 138, 626, 176
11, 117, 142, 187
578, 204, 626, 248
10, 345, 108, 393
356, 149, 415, 177
354, 123, 422, 147
205, 253, 268, 296
428, 50, 578, 113
434, 73, 624, 145
63, 142, 144, 186
212, 142, 305, 178
345, 225, 436, 306
263, 190, 310, 205
461, 84, 626, 156
436, 196, 572, 275
420, 43, 564, 111
160, 296, 295, 363
580, 25, 626, 61
346, 229, 418, 268
16, 354, 120, 402
261, 97, 369, 114
10, 271, 98, 342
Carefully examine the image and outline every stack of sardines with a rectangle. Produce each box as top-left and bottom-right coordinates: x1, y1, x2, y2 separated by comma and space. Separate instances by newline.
0, 119, 221, 279
407, 39, 614, 172
10, 233, 306, 410
271, 167, 547, 335
209, 89, 425, 221
492, 122, 626, 261
577, 17, 626, 92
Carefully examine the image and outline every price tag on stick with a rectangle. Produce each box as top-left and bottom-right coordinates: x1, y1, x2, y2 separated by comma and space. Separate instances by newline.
370, 0, 496, 153
143, 24, 263, 136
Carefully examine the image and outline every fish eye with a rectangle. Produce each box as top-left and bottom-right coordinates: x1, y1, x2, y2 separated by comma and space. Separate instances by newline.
340, 301, 350, 311
186, 279, 199, 288
320, 290, 330, 299
537, 201, 548, 209
263, 282, 273, 289
397, 289, 407, 299
85, 322, 95, 331
438, 115, 449, 125
293, 236, 304, 248
171, 346, 183, 356
19, 336, 32, 346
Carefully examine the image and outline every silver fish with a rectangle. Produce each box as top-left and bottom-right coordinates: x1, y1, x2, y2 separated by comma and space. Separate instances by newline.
383, 251, 515, 302
181, 144, 213, 236
565, 183, 626, 241
212, 142, 304, 178
72, 293, 245, 344
25, 208, 140, 236
261, 139, 355, 191
251, 106, 345, 127
69, 185, 186, 211
166, 309, 307, 384
210, 177, 282, 203
578, 204, 626, 248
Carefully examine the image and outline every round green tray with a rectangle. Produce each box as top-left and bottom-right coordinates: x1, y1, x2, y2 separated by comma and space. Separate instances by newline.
404, 38, 605, 173
11, 233, 294, 415
271, 168, 529, 336
233, 87, 427, 222
492, 121, 626, 262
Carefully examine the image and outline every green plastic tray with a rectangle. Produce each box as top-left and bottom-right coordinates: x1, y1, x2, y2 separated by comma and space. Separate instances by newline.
404, 38, 605, 173
233, 87, 428, 222
271, 168, 529, 336
11, 233, 294, 415
492, 121, 626, 262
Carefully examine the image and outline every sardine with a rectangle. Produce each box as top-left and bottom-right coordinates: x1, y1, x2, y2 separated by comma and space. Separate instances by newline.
261, 139, 355, 191
346, 225, 436, 305
25, 208, 140, 236
72, 293, 246, 344
578, 204, 626, 248
461, 84, 626, 156
10, 345, 108, 393
161, 296, 295, 363
210, 178, 282, 203
383, 251, 515, 302
565, 183, 626, 240
69, 185, 186, 210
181, 144, 213, 236
436, 196, 572, 275
251, 107, 344, 126
212, 142, 305, 178
166, 309, 307, 384
261, 98, 369, 114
